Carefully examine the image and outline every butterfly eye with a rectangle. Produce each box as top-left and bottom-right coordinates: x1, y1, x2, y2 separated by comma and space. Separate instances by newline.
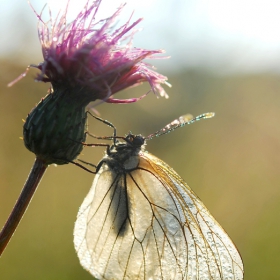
132, 135, 145, 147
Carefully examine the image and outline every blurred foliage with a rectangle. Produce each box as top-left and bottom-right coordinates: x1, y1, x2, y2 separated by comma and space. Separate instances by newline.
1, 60, 280, 279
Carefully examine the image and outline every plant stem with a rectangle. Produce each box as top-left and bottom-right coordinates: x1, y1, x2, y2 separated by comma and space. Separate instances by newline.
0, 157, 48, 256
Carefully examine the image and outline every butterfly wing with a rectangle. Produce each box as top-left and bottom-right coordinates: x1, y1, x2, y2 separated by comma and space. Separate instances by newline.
74, 152, 244, 280
140, 152, 244, 279
74, 165, 130, 280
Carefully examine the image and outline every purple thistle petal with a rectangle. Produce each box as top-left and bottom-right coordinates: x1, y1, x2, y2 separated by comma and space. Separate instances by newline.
28, 0, 170, 103
105, 91, 149, 104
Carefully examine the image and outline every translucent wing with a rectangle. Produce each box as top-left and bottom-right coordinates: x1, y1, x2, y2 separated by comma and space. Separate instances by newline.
74, 152, 244, 280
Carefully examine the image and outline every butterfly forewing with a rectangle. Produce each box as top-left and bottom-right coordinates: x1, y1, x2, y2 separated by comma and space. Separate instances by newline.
152, 153, 243, 278
74, 150, 243, 280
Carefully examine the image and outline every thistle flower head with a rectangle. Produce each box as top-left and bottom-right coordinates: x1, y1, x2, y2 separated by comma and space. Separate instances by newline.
31, 0, 169, 103
16, 0, 170, 165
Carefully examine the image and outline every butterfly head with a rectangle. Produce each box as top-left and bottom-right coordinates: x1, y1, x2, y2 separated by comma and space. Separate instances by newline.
124, 133, 146, 148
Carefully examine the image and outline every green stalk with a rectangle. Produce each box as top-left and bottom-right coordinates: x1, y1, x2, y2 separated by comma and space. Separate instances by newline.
0, 158, 47, 256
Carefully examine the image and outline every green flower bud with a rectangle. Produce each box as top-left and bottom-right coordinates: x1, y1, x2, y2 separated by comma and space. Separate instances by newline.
23, 88, 88, 165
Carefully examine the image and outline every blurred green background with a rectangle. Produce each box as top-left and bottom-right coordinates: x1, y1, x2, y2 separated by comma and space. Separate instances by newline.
1, 61, 280, 279
1, 0, 280, 279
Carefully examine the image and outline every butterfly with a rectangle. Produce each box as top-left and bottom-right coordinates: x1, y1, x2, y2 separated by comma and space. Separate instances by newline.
73, 113, 244, 280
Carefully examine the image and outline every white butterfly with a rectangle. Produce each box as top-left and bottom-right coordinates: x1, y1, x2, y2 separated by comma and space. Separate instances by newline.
74, 113, 244, 280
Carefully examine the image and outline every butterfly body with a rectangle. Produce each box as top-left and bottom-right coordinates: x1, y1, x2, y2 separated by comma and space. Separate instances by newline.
74, 133, 244, 280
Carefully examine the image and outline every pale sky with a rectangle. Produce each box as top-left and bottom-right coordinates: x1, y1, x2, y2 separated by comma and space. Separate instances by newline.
1, 0, 280, 74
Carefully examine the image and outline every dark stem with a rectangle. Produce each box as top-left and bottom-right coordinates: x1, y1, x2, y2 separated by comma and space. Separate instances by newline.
0, 157, 48, 256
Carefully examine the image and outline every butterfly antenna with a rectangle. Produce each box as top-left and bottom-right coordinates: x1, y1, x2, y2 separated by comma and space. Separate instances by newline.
146, 112, 215, 140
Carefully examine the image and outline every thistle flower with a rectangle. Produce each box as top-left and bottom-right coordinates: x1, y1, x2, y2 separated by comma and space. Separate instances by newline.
0, 0, 169, 256
18, 0, 170, 165
33, 0, 169, 102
